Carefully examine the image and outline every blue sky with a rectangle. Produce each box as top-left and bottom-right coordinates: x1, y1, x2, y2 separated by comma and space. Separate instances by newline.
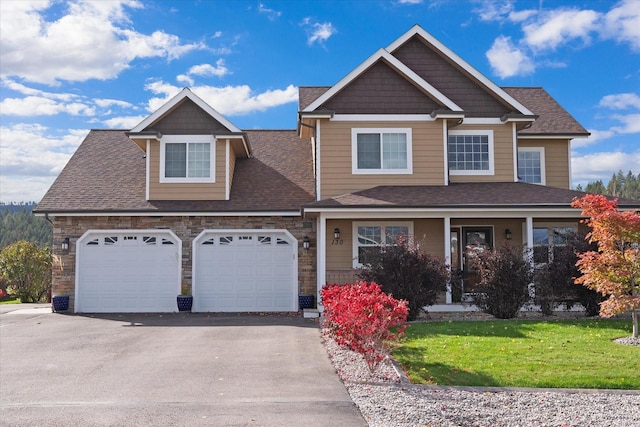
1, 0, 638, 203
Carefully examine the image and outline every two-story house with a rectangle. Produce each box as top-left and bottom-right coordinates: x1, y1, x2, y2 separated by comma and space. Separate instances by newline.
35, 25, 640, 313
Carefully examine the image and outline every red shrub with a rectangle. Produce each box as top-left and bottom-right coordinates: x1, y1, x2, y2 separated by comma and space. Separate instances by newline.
321, 281, 408, 371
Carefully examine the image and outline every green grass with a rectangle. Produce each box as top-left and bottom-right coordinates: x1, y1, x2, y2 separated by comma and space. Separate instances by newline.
0, 298, 21, 304
392, 319, 638, 389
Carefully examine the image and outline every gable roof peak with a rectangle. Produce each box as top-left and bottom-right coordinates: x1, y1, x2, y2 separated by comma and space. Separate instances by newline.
387, 25, 534, 117
130, 87, 241, 134
302, 47, 463, 114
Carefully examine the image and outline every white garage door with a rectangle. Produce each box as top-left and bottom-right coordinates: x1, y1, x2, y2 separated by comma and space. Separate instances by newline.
193, 230, 298, 312
76, 230, 181, 313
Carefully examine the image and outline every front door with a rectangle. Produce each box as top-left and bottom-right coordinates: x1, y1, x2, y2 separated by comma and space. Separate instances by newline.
461, 227, 493, 294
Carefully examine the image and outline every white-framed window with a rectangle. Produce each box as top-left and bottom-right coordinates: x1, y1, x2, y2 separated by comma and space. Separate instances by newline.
448, 130, 494, 175
352, 221, 414, 268
518, 147, 545, 185
160, 135, 215, 183
532, 225, 575, 264
351, 128, 412, 174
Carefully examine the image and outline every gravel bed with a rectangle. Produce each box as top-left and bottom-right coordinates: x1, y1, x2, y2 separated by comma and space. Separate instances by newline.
323, 331, 640, 427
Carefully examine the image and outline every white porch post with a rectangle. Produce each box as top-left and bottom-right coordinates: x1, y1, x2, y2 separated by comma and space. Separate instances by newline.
444, 216, 452, 304
526, 216, 535, 299
525, 216, 534, 259
316, 214, 327, 307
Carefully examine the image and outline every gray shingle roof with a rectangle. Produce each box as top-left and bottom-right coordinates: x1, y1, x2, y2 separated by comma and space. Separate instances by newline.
304, 183, 640, 210
502, 87, 589, 136
35, 129, 314, 214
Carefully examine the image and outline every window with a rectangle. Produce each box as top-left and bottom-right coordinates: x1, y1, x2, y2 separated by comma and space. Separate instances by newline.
352, 222, 413, 267
352, 128, 412, 174
448, 130, 494, 175
532, 226, 575, 264
160, 135, 215, 183
518, 147, 545, 184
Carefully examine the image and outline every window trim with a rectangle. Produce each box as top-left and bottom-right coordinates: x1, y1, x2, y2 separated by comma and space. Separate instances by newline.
518, 147, 546, 185
447, 129, 494, 176
352, 221, 414, 268
351, 128, 413, 175
159, 135, 216, 183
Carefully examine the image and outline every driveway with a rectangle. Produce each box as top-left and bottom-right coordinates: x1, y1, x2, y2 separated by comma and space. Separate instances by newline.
0, 305, 366, 426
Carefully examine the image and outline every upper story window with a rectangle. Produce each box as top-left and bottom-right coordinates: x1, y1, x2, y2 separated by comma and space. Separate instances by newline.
518, 147, 545, 185
448, 130, 494, 175
160, 135, 215, 183
351, 128, 412, 174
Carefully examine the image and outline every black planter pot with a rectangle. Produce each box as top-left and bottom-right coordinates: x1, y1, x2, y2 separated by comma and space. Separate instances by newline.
52, 295, 70, 312
298, 295, 315, 310
177, 295, 193, 312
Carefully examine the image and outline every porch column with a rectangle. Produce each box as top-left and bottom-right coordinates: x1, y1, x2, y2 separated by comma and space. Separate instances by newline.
444, 216, 452, 304
525, 216, 534, 258
316, 214, 327, 306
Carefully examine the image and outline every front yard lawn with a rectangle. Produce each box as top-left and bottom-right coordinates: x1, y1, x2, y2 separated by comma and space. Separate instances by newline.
392, 319, 638, 389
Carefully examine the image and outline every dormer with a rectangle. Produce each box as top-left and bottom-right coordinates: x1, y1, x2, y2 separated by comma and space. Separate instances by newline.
127, 88, 250, 201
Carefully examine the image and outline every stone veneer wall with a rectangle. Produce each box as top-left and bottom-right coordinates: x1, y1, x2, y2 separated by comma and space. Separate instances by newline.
51, 215, 316, 311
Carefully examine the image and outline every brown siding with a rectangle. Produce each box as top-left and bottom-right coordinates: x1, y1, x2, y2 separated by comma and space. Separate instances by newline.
319, 120, 445, 199
321, 61, 441, 114
392, 37, 512, 117
148, 140, 227, 201
448, 124, 515, 183
519, 139, 571, 189
153, 99, 230, 134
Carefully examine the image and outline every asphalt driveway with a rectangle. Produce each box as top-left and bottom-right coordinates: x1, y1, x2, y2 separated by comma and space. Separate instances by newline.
0, 305, 366, 426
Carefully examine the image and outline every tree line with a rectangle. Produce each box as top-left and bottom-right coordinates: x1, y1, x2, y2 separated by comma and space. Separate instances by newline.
0, 203, 52, 249
576, 170, 640, 200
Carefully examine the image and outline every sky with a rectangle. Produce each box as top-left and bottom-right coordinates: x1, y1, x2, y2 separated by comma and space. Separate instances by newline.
0, 0, 638, 203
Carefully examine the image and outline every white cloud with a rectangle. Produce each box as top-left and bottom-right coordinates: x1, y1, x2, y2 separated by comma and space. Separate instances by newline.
572, 150, 640, 187
522, 8, 599, 52
397, 0, 424, 4
486, 35, 535, 78
572, 129, 614, 148
94, 98, 136, 109
144, 81, 298, 116
602, 0, 640, 51
0, 0, 206, 85
103, 115, 147, 129
301, 18, 336, 46
0, 124, 87, 202
258, 3, 281, 21
599, 93, 640, 110
475, 0, 514, 22
0, 96, 95, 116
611, 113, 640, 134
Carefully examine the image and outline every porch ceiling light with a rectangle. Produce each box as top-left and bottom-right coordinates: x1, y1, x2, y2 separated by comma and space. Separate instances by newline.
303, 236, 310, 250
505, 229, 512, 240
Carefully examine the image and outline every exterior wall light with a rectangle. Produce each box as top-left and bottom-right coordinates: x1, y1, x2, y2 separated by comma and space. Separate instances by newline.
303, 236, 310, 250
61, 237, 70, 251
334, 228, 340, 240
505, 229, 512, 240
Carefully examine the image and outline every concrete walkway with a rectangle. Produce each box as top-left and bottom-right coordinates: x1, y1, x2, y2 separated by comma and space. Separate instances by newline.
0, 306, 366, 426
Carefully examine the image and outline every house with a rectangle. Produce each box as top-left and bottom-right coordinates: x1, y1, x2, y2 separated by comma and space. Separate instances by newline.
35, 25, 640, 313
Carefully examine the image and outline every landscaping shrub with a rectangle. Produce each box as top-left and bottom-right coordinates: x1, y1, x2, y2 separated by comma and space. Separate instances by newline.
0, 240, 52, 303
534, 232, 603, 316
321, 282, 408, 371
470, 242, 533, 319
358, 234, 449, 320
